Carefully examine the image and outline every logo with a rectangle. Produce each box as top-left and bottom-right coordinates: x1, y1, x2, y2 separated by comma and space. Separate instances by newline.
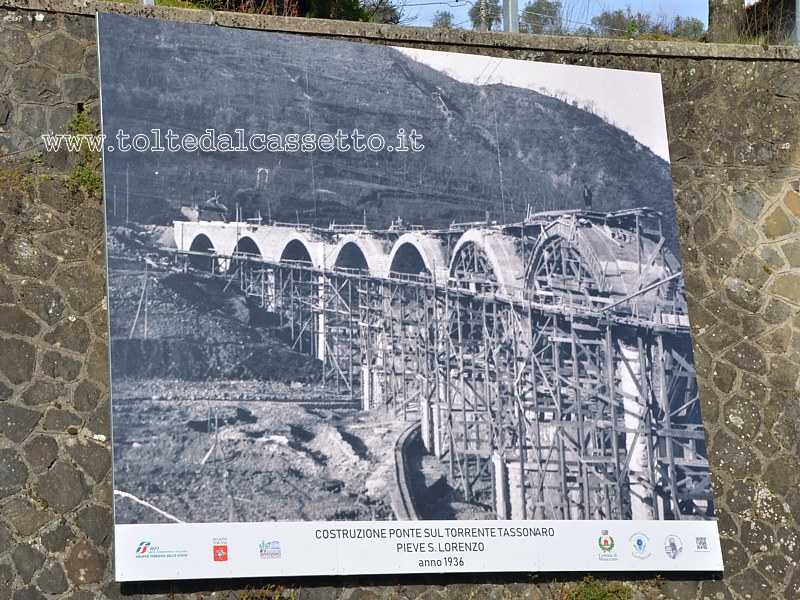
259, 540, 282, 559
134, 541, 188, 560
597, 530, 618, 561
213, 537, 228, 562
628, 532, 651, 560
598, 530, 615, 552
664, 534, 683, 560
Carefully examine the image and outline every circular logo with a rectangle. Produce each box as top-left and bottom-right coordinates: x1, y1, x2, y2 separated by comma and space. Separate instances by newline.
629, 532, 651, 560
664, 534, 683, 560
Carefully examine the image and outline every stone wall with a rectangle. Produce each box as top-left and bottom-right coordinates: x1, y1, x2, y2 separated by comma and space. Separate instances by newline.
0, 1, 799, 598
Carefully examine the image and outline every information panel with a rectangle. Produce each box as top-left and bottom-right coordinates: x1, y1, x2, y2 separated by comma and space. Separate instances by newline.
98, 12, 723, 580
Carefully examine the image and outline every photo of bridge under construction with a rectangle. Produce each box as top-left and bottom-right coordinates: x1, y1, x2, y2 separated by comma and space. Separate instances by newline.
99, 14, 715, 527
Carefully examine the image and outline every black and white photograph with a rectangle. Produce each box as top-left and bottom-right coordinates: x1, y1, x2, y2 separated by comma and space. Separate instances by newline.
99, 12, 721, 578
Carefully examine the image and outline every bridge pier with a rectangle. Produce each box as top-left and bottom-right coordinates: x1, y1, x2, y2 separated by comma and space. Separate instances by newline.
420, 388, 433, 454
317, 274, 326, 364
505, 461, 529, 520
492, 454, 510, 520
361, 365, 372, 411
619, 336, 656, 520
264, 268, 276, 311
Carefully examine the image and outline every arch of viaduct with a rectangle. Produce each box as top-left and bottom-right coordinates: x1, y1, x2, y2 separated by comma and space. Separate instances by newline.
172, 210, 711, 523
173, 209, 684, 307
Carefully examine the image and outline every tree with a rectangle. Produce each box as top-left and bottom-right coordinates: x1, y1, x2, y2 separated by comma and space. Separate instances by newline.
572, 25, 594, 36
468, 0, 502, 31
671, 15, 706, 39
432, 9, 456, 29
591, 9, 629, 37
708, 0, 744, 42
591, 7, 652, 37
521, 0, 562, 35
329, 0, 367, 21
362, 0, 410, 24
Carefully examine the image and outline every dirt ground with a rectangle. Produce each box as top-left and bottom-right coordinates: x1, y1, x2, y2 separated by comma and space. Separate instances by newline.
112, 380, 408, 524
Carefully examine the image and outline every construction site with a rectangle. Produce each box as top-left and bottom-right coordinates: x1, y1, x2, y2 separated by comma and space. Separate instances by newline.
167, 206, 715, 523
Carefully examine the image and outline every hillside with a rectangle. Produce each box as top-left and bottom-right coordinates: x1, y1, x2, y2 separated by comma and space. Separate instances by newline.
99, 16, 677, 250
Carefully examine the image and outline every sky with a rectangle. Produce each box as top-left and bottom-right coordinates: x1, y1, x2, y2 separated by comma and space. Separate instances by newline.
396, 46, 671, 161
407, 0, 708, 31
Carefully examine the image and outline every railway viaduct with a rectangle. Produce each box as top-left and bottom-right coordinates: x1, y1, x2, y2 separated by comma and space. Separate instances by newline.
173, 208, 713, 524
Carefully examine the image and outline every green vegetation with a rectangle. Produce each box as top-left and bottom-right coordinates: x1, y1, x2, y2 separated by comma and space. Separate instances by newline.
535, 2, 706, 40
142, 0, 204, 7
432, 9, 457, 30
108, 0, 205, 7
234, 585, 297, 600
536, 574, 663, 600
457, 0, 708, 40
560, 576, 632, 600
102, 0, 797, 45
0, 165, 33, 196
672, 15, 706, 40
468, 0, 502, 31
520, 0, 564, 35
65, 112, 103, 200
104, 0, 403, 23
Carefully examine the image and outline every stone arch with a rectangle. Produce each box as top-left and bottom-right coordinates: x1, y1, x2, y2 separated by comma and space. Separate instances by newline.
326, 234, 390, 276
450, 240, 498, 293
389, 243, 428, 276
280, 239, 313, 264
449, 229, 525, 296
230, 236, 262, 272
189, 233, 215, 254
334, 241, 369, 272
387, 233, 448, 281
233, 236, 261, 256
527, 234, 603, 300
188, 233, 216, 270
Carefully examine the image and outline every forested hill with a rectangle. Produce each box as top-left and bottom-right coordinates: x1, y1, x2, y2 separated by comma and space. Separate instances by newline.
100, 15, 677, 248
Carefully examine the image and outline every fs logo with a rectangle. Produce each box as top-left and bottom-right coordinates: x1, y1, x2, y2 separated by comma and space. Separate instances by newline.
134, 540, 188, 560
136, 541, 152, 554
